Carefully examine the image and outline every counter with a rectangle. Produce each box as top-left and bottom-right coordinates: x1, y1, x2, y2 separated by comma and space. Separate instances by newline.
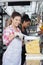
24, 35, 43, 65
25, 54, 43, 65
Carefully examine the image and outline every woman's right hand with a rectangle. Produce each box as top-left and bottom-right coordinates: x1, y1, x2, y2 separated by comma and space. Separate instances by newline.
9, 33, 15, 41
9, 32, 24, 41
9, 32, 20, 40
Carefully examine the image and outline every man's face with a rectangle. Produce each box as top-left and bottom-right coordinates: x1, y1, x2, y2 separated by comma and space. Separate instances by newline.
23, 21, 31, 28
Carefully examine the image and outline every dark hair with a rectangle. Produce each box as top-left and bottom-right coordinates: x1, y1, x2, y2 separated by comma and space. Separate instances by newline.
11, 11, 21, 19
21, 14, 31, 23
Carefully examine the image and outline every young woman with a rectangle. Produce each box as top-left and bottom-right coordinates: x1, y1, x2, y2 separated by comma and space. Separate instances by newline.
2, 11, 22, 65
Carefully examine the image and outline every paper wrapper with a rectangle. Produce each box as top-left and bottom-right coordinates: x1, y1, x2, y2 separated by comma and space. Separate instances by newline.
26, 60, 40, 65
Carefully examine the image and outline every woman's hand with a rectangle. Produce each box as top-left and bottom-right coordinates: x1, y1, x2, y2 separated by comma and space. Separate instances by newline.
15, 32, 23, 40
9, 33, 15, 41
38, 31, 43, 35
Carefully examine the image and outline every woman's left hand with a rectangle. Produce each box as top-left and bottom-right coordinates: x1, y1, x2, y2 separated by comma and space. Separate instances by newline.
15, 32, 23, 40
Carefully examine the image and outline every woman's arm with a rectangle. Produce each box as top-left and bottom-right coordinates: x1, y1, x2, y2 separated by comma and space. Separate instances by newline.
3, 28, 15, 46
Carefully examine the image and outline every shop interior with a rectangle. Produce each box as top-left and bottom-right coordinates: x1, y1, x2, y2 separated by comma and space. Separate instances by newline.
0, 1, 43, 65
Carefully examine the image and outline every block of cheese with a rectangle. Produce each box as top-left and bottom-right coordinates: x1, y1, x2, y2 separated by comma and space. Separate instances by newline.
26, 60, 40, 65
25, 40, 40, 54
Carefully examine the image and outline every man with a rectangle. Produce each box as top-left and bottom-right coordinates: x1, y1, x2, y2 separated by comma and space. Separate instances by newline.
18, 14, 31, 65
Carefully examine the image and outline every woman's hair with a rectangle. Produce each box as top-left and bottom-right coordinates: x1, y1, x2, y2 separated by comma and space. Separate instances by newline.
11, 11, 21, 19
6, 11, 21, 26
5, 18, 12, 27
21, 14, 31, 23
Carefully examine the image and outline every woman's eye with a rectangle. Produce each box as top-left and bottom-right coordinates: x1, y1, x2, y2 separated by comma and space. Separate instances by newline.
16, 19, 18, 21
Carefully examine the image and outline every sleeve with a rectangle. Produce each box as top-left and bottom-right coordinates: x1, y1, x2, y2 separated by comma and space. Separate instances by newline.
3, 27, 12, 46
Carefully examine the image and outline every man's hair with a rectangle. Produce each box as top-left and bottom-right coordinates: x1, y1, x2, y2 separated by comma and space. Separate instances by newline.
21, 14, 31, 23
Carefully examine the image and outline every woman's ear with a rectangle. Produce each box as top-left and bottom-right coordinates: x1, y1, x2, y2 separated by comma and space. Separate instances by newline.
24, 21, 25, 24
11, 17, 13, 22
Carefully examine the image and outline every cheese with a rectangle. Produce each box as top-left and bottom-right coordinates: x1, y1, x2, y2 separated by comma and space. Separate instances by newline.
25, 40, 40, 54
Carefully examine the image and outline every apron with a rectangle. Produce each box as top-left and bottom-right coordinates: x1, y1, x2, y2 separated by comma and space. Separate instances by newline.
2, 37, 22, 65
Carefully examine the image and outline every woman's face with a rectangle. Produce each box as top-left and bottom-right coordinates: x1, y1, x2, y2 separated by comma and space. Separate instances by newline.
12, 16, 21, 27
